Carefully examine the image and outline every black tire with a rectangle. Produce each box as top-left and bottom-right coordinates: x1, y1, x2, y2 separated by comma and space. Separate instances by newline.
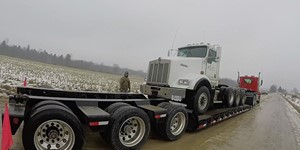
193, 86, 210, 115
233, 89, 240, 107
239, 90, 246, 106
257, 95, 261, 103
24, 101, 70, 124
22, 105, 84, 150
101, 102, 131, 142
223, 88, 234, 107
105, 102, 131, 114
157, 102, 171, 109
156, 105, 188, 141
217, 88, 226, 101
252, 95, 257, 106
107, 106, 150, 150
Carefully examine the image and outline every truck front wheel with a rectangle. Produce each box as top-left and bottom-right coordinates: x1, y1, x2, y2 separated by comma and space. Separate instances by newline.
193, 86, 210, 115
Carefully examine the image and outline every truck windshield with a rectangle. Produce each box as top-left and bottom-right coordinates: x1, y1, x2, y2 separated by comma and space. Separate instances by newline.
177, 46, 207, 58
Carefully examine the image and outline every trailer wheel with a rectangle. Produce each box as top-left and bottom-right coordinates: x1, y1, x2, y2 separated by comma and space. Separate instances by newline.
233, 89, 240, 107
223, 88, 234, 107
157, 102, 171, 109
22, 105, 84, 150
101, 102, 131, 142
24, 101, 70, 124
193, 86, 210, 115
107, 106, 150, 150
106, 102, 130, 114
239, 90, 246, 106
156, 105, 188, 141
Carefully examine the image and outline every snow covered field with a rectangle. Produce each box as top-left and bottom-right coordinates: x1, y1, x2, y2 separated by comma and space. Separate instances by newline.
0, 55, 144, 95
284, 94, 300, 108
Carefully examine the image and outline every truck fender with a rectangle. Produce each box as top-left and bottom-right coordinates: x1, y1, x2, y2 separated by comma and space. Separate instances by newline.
193, 78, 212, 92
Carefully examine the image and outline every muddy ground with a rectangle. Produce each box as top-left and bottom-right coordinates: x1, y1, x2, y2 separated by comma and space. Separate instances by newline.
1, 93, 300, 150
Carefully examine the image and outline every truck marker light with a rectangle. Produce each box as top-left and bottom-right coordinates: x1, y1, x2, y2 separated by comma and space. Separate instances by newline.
198, 123, 207, 129
155, 114, 167, 119
89, 121, 109, 126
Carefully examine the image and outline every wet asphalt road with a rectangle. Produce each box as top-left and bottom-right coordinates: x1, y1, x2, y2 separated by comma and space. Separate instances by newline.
2, 93, 300, 150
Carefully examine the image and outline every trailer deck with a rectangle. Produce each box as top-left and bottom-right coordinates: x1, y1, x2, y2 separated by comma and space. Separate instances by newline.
188, 104, 252, 131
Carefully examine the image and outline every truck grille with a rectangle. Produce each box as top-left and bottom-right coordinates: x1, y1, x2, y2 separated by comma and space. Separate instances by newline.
147, 61, 169, 84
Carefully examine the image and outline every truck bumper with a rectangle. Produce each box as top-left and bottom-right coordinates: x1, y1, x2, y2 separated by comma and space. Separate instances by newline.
141, 84, 186, 101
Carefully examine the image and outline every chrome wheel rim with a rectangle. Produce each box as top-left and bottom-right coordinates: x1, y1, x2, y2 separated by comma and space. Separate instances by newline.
170, 112, 186, 136
34, 119, 75, 150
198, 93, 208, 110
119, 117, 145, 147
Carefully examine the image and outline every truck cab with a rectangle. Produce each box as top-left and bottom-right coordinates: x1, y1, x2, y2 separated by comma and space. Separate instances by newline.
141, 43, 223, 115
238, 73, 263, 104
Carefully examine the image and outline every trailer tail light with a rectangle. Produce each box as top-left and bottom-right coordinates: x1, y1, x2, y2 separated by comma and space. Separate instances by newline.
89, 121, 109, 126
12, 117, 20, 125
155, 114, 166, 119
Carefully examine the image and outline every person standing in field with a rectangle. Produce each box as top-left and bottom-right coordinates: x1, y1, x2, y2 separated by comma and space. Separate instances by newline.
119, 71, 131, 92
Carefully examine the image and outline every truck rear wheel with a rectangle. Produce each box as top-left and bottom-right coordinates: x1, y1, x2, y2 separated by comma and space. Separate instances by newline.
156, 105, 188, 141
233, 89, 240, 107
193, 86, 210, 115
239, 90, 246, 106
107, 106, 150, 150
22, 105, 84, 150
223, 88, 234, 107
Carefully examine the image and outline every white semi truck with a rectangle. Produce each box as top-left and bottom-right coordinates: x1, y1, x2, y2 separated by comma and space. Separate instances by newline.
141, 43, 247, 115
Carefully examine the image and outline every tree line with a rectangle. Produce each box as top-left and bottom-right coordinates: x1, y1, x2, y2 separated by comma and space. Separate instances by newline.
269, 84, 299, 94
0, 40, 146, 77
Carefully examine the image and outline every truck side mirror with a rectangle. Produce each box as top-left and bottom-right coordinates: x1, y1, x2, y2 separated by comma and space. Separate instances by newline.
261, 80, 263, 86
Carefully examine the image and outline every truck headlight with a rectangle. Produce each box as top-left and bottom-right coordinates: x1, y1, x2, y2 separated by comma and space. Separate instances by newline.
178, 79, 190, 85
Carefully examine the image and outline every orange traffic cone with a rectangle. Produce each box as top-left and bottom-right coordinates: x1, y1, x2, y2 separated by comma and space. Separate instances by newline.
1, 103, 13, 150
23, 77, 27, 87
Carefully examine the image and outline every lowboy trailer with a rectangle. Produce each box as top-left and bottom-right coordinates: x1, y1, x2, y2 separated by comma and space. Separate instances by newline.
3, 86, 252, 150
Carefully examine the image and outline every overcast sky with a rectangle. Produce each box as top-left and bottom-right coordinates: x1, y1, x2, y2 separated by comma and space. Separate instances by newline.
1, 0, 300, 90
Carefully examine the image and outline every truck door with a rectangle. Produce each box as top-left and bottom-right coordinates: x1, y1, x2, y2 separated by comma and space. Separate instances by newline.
206, 49, 218, 86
